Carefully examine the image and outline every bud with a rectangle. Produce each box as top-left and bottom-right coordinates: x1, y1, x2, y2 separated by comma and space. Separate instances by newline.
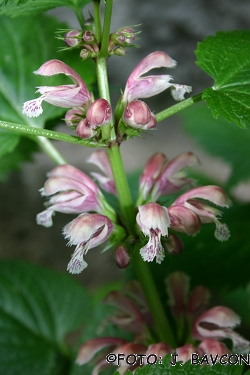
76, 118, 97, 139
164, 233, 184, 255
114, 245, 130, 268
86, 98, 111, 127
80, 47, 96, 60
65, 108, 84, 128
64, 30, 82, 47
83, 30, 96, 44
168, 205, 201, 235
110, 46, 127, 56
122, 100, 156, 130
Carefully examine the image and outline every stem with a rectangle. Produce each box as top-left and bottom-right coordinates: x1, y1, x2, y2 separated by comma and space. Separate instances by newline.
0, 120, 106, 147
99, 0, 113, 57
93, 0, 102, 43
156, 93, 203, 123
107, 144, 135, 232
133, 249, 176, 347
36, 136, 67, 165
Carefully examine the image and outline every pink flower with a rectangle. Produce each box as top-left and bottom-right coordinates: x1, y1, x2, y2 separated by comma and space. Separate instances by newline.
136, 202, 170, 263
87, 150, 116, 195
152, 152, 199, 201
172, 186, 231, 241
192, 306, 249, 353
36, 164, 105, 228
63, 213, 113, 273
22, 59, 92, 117
139, 153, 167, 201
123, 51, 192, 103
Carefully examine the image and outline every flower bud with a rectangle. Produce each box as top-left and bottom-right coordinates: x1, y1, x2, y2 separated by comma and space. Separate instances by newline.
65, 108, 84, 128
86, 98, 111, 127
122, 100, 156, 130
114, 245, 130, 268
64, 30, 82, 47
164, 233, 184, 255
80, 47, 96, 60
83, 30, 96, 44
76, 118, 96, 139
110, 46, 127, 56
168, 205, 201, 235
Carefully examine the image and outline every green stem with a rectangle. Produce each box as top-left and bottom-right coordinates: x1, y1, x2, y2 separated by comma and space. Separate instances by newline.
107, 144, 135, 232
93, 0, 102, 43
156, 93, 203, 123
0, 120, 106, 147
99, 0, 113, 57
133, 249, 176, 347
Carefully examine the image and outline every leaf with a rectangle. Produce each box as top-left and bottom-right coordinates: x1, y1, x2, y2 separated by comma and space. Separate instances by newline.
0, 260, 92, 375
180, 104, 250, 188
196, 30, 250, 128
116, 354, 244, 375
0, 129, 19, 158
0, 0, 92, 17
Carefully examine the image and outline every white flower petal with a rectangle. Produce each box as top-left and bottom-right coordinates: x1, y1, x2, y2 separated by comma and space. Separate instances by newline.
22, 98, 43, 117
67, 245, 88, 274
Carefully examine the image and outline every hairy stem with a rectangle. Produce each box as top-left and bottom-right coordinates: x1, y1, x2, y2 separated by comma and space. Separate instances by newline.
99, 0, 113, 57
37, 136, 67, 165
93, 0, 102, 43
133, 249, 176, 347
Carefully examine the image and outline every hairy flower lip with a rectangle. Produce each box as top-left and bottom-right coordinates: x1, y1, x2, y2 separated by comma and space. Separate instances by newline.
22, 59, 92, 117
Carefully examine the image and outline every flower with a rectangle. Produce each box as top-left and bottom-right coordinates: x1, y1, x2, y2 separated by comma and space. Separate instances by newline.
63, 213, 113, 273
36, 164, 105, 228
172, 185, 231, 241
192, 306, 250, 353
113, 245, 131, 268
22, 59, 92, 117
136, 202, 170, 263
87, 150, 116, 195
123, 51, 192, 103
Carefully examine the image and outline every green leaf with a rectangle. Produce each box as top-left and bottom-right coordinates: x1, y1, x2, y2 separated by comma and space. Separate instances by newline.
180, 104, 250, 188
196, 30, 250, 128
0, 0, 91, 17
0, 260, 91, 375
115, 354, 244, 375
0, 129, 19, 158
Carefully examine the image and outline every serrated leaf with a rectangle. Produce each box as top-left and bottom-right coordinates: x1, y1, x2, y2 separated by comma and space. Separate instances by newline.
196, 30, 250, 128
0, 260, 91, 375
180, 104, 250, 188
0, 0, 91, 17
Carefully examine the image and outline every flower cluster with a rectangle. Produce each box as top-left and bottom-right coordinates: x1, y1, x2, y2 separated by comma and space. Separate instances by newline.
36, 164, 115, 274
22, 50, 192, 143
76, 278, 249, 374
136, 152, 231, 264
